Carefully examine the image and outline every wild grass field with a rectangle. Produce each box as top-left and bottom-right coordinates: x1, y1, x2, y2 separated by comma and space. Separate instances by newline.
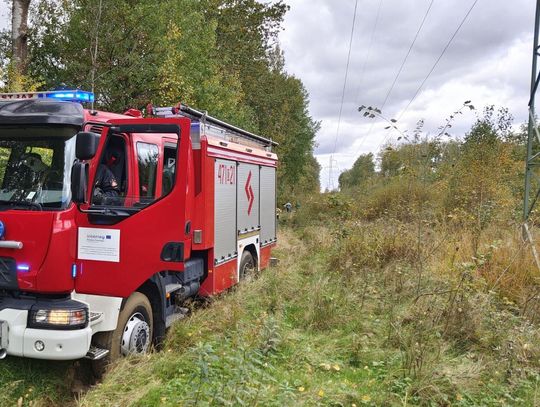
4, 208, 540, 406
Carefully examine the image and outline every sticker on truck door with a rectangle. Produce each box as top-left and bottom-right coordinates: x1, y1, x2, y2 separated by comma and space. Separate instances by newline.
78, 228, 120, 262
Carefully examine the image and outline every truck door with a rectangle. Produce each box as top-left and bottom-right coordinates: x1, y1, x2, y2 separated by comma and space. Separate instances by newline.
74, 118, 194, 298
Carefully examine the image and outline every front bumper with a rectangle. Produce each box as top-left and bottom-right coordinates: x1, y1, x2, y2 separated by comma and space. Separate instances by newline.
0, 306, 92, 361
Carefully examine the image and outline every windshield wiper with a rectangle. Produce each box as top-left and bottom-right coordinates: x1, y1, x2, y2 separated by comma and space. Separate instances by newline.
0, 200, 42, 211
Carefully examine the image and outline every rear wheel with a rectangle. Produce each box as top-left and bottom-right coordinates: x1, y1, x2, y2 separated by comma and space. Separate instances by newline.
91, 292, 153, 377
239, 250, 256, 281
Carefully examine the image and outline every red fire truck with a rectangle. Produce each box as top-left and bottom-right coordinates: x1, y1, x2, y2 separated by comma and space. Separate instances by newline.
0, 90, 277, 366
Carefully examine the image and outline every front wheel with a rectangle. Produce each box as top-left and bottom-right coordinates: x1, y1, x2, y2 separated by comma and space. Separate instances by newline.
91, 292, 153, 377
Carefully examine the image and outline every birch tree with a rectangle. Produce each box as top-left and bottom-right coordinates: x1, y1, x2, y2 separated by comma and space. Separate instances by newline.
11, 0, 31, 75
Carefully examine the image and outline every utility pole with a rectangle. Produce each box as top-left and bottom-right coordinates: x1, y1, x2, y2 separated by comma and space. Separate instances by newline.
328, 155, 333, 191
327, 156, 339, 191
523, 0, 540, 270
524, 0, 540, 222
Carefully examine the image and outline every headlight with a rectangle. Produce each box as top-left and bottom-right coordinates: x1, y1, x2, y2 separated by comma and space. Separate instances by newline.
29, 307, 88, 330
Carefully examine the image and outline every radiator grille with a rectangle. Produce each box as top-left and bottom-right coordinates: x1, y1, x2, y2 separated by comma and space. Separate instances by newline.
0, 258, 18, 290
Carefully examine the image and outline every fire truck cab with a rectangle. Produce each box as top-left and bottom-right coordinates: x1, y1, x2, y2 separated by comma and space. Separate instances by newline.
0, 91, 277, 364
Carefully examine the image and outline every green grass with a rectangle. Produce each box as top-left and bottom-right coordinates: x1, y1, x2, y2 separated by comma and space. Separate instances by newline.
3, 221, 540, 406
0, 357, 74, 406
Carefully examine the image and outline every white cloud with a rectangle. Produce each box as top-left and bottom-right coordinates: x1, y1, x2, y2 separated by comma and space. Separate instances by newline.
0, 1, 8, 31
279, 0, 535, 190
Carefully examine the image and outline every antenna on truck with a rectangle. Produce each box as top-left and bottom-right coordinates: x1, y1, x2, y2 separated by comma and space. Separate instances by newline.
147, 102, 278, 149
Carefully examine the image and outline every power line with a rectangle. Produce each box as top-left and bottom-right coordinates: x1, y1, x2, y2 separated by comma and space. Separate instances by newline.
396, 0, 479, 121
373, 0, 480, 153
354, 0, 384, 105
329, 0, 360, 189
331, 0, 360, 155
330, 0, 383, 187
380, 0, 435, 110
348, 0, 433, 161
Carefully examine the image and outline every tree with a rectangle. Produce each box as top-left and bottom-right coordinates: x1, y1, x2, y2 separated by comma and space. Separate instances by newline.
11, 0, 31, 75
338, 153, 375, 190
29, 0, 257, 119
379, 146, 403, 177
440, 106, 519, 253
1, 0, 40, 91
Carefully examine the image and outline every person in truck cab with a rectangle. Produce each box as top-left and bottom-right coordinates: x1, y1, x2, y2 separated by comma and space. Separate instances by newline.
19, 152, 49, 192
93, 151, 121, 205
21, 152, 48, 173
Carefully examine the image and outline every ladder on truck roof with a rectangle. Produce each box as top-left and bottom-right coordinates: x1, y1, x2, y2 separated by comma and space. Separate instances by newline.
148, 103, 277, 151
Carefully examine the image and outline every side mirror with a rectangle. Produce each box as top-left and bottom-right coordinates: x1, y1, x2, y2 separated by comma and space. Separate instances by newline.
71, 162, 88, 204
75, 132, 100, 160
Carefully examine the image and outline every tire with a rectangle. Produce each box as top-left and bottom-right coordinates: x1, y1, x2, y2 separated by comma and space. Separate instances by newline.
239, 250, 255, 281
91, 292, 153, 377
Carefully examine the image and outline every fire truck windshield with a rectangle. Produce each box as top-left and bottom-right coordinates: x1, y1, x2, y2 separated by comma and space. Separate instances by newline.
0, 126, 76, 210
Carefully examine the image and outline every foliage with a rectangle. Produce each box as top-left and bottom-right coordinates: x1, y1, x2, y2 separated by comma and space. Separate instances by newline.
0, 20, 40, 91
343, 104, 523, 236
338, 153, 375, 190
202, 1, 320, 198
0, 60, 42, 92
438, 107, 521, 253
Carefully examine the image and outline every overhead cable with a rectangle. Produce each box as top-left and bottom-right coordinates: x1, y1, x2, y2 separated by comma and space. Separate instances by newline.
331, 0, 361, 155
396, 0, 480, 121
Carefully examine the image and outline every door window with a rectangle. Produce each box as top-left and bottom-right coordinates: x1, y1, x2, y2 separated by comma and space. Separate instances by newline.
161, 144, 177, 196
91, 135, 127, 206
137, 142, 159, 203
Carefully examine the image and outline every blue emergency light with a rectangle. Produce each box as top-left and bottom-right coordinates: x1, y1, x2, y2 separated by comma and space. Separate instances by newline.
17, 264, 30, 272
0, 89, 95, 103
45, 90, 94, 103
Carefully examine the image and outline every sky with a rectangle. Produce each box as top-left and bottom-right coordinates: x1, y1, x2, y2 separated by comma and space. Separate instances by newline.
278, 0, 535, 190
0, 1, 536, 190
0, 2, 6, 30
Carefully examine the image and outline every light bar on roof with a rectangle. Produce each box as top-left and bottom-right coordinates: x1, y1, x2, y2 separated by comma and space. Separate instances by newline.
0, 90, 94, 103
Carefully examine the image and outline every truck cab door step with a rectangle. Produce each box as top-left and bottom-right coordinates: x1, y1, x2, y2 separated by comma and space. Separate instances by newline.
85, 346, 109, 360
165, 283, 183, 295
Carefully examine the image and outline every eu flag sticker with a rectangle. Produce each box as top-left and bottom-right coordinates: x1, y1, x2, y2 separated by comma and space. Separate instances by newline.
78, 228, 120, 263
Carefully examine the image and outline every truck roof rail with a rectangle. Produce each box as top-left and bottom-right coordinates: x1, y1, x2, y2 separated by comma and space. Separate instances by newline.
149, 103, 278, 148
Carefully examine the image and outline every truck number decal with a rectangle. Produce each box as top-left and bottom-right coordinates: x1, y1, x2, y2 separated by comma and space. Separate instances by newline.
217, 163, 236, 185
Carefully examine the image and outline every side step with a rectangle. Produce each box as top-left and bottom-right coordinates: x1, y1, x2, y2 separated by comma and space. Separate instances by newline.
165, 283, 183, 295
85, 346, 110, 360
